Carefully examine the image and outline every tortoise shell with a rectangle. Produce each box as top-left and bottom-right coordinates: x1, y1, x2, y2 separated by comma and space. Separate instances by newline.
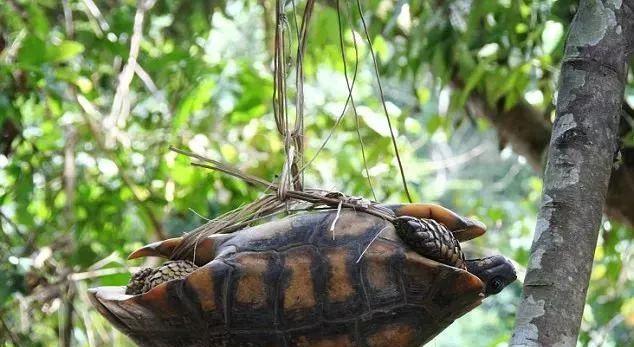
89, 208, 487, 347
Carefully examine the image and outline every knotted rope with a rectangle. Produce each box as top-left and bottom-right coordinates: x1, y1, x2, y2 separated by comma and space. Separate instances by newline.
169, 0, 419, 258
273, 0, 315, 200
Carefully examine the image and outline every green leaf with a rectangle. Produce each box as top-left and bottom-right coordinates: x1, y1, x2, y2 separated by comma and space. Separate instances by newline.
417, 87, 431, 105
457, 63, 487, 107
173, 77, 216, 131
46, 41, 85, 62
27, 3, 50, 39
17, 35, 47, 65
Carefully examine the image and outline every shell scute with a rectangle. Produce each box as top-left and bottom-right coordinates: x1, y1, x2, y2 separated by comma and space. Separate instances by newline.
322, 245, 365, 320
279, 245, 323, 326
226, 332, 286, 347
366, 323, 418, 347
97, 281, 199, 334
310, 210, 385, 247
430, 269, 484, 319
286, 321, 356, 347
292, 334, 356, 347
225, 251, 280, 329
361, 239, 405, 308
358, 307, 425, 347
401, 251, 443, 305
183, 263, 217, 312
226, 213, 324, 252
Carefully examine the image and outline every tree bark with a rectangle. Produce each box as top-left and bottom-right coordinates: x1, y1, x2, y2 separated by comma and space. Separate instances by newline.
510, 1, 633, 346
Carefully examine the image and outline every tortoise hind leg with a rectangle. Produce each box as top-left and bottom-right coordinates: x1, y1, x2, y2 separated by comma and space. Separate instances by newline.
128, 234, 230, 266
386, 203, 486, 242
128, 237, 183, 260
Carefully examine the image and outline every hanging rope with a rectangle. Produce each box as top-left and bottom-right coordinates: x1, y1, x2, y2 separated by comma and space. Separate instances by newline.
272, 0, 290, 198
273, 0, 315, 199
168, 1, 422, 261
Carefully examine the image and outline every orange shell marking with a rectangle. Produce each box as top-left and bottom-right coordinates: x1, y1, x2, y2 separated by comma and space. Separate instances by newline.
185, 265, 216, 311
325, 248, 354, 303
364, 241, 399, 290
282, 247, 317, 310
233, 252, 271, 308
367, 323, 417, 347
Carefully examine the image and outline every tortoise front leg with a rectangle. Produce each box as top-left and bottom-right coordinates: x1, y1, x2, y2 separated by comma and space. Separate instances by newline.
393, 216, 466, 269
385, 203, 486, 242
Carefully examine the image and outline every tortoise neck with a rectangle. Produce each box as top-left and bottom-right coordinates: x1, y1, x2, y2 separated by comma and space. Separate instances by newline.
465, 259, 485, 279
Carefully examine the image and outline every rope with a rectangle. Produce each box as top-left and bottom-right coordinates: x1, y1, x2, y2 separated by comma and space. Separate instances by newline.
273, 0, 315, 199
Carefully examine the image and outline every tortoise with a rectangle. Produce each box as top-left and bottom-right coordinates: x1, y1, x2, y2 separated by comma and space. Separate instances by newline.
88, 203, 516, 347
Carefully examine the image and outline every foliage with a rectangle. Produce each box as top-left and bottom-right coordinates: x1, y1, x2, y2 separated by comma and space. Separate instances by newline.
0, 0, 631, 346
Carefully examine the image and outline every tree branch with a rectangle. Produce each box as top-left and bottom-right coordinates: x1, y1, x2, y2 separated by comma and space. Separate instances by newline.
0, 309, 21, 346
465, 96, 550, 171
510, 1, 633, 345
77, 95, 167, 240
109, 0, 155, 128
465, 81, 634, 228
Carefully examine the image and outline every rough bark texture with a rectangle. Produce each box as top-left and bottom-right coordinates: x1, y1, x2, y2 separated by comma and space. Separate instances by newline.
510, 1, 634, 346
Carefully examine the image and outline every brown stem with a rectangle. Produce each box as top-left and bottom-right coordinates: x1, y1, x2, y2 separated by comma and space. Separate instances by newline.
63, 126, 77, 228
60, 282, 75, 347
0, 310, 21, 346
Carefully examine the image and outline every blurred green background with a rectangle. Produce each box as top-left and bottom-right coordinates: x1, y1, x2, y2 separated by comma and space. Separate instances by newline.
0, 0, 632, 346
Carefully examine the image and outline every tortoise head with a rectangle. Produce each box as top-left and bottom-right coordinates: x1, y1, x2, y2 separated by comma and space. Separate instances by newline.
466, 255, 516, 296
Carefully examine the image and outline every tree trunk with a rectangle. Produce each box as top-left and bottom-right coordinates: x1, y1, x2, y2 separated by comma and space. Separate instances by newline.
510, 1, 633, 346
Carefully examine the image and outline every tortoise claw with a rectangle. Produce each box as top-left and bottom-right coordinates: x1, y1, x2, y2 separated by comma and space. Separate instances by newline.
128, 235, 226, 266
451, 218, 487, 242
128, 237, 183, 260
388, 203, 487, 242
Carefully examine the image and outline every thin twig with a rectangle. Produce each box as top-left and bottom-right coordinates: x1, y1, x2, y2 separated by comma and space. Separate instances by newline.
355, 0, 412, 202
0, 210, 28, 242
134, 64, 158, 93
81, 0, 110, 32
61, 0, 74, 37
188, 208, 212, 222
172, 147, 395, 221
356, 226, 389, 263
60, 282, 75, 347
330, 200, 343, 240
291, 0, 316, 190
77, 95, 167, 239
342, 1, 377, 201
296, 0, 360, 178
63, 126, 77, 229
110, 0, 155, 128
0, 310, 21, 346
